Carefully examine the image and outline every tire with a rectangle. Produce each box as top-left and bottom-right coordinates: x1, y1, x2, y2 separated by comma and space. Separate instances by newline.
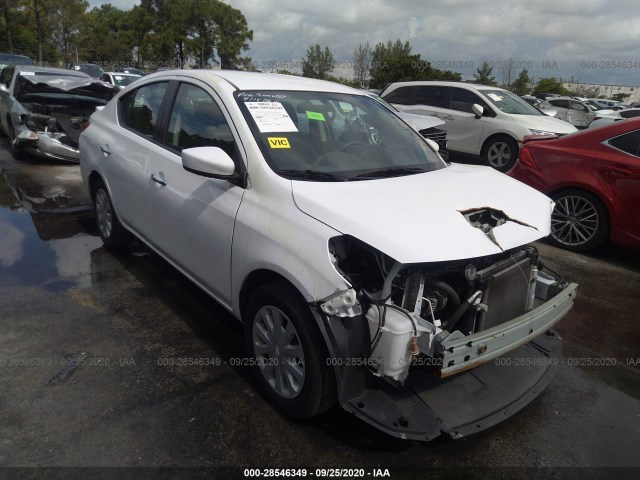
9, 122, 26, 160
244, 282, 336, 419
549, 189, 609, 252
484, 135, 518, 172
92, 178, 133, 250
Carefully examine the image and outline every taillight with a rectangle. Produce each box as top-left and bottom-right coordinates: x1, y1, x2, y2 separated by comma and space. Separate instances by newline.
80, 121, 90, 132
518, 145, 538, 170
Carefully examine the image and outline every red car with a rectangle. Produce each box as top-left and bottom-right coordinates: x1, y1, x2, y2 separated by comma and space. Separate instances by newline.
509, 118, 640, 251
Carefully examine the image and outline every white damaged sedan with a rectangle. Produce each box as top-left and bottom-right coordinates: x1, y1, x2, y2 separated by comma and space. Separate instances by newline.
80, 70, 577, 441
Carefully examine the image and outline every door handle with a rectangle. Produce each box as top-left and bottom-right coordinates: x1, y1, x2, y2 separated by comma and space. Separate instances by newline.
604, 167, 632, 176
100, 144, 111, 155
444, 115, 454, 121
151, 173, 167, 186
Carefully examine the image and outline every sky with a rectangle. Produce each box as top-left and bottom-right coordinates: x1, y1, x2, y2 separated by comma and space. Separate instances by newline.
91, 0, 640, 86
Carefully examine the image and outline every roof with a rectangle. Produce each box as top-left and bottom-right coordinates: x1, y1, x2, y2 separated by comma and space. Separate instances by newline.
104, 72, 141, 77
141, 69, 359, 93
384, 80, 508, 92
15, 65, 90, 77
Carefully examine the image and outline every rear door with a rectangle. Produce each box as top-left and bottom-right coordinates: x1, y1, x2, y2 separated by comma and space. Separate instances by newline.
100, 81, 170, 234
547, 99, 570, 122
567, 100, 592, 128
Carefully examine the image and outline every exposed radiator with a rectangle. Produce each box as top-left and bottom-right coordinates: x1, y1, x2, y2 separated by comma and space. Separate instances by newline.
477, 255, 534, 331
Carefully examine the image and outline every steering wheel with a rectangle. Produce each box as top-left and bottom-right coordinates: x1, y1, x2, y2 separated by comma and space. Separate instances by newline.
337, 141, 365, 152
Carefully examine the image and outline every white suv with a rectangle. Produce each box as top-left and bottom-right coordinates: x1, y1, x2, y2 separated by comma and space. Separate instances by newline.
381, 81, 577, 171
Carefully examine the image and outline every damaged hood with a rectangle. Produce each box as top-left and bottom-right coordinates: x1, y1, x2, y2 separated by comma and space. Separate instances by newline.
291, 163, 553, 263
18, 73, 118, 101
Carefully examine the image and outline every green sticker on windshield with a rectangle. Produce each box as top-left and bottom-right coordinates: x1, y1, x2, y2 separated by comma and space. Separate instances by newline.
306, 111, 325, 121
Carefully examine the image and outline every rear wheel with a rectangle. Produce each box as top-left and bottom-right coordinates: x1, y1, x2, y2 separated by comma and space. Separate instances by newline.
93, 178, 133, 250
484, 136, 518, 172
244, 282, 336, 419
549, 189, 609, 251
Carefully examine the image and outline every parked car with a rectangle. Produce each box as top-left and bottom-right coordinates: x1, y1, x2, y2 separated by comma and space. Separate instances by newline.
536, 93, 560, 101
510, 118, 640, 251
520, 95, 542, 107
80, 70, 577, 441
0, 53, 35, 69
588, 108, 640, 129
99, 72, 142, 89
115, 67, 146, 76
0, 66, 119, 161
362, 90, 449, 159
380, 81, 577, 171
539, 97, 619, 128
70, 63, 104, 78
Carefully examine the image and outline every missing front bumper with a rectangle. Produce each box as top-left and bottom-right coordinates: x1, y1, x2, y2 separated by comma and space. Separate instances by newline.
343, 330, 562, 441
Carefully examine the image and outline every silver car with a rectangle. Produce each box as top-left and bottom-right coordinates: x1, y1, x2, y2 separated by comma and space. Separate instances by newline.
0, 66, 119, 162
539, 96, 618, 128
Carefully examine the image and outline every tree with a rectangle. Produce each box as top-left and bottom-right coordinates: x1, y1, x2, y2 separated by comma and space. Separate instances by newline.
473, 60, 496, 85
501, 58, 515, 87
352, 42, 372, 87
612, 93, 631, 102
1, 0, 13, 52
368, 39, 461, 89
510, 68, 530, 96
533, 77, 566, 96
50, 0, 89, 65
301, 43, 334, 79
214, 2, 253, 69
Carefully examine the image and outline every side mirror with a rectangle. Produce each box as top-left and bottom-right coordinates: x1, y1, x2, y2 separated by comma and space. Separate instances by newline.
182, 146, 235, 178
472, 104, 484, 118
542, 109, 557, 117
425, 138, 439, 152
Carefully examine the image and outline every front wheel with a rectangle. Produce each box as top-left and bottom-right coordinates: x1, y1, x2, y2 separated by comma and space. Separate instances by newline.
484, 136, 518, 172
93, 178, 133, 250
549, 189, 609, 252
244, 282, 336, 419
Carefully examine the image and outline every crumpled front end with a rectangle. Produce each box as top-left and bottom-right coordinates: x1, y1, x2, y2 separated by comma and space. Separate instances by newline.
316, 237, 577, 440
12, 102, 98, 162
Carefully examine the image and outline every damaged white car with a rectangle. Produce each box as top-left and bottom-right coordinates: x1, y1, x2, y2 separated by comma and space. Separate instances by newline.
79, 71, 578, 440
0, 66, 119, 161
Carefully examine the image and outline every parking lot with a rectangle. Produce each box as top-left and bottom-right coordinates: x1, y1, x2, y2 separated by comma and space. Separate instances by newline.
0, 139, 639, 477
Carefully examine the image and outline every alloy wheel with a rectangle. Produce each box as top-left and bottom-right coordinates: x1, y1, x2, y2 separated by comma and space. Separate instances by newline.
551, 195, 599, 247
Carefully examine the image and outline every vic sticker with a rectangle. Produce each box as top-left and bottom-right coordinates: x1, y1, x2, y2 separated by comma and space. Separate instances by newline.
268, 137, 291, 149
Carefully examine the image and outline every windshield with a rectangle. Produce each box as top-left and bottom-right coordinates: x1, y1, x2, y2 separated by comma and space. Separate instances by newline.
481, 89, 542, 115
76, 65, 103, 77
235, 90, 446, 181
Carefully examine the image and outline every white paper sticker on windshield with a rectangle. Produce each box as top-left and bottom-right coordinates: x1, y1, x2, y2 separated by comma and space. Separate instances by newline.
487, 93, 503, 101
246, 102, 298, 133
20, 71, 35, 76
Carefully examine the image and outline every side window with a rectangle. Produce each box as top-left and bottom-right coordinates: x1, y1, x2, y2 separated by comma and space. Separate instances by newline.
450, 88, 486, 113
2, 66, 14, 87
608, 130, 640, 157
620, 110, 640, 119
413, 86, 447, 108
164, 83, 235, 158
382, 86, 413, 105
570, 101, 588, 112
549, 99, 569, 108
119, 82, 168, 137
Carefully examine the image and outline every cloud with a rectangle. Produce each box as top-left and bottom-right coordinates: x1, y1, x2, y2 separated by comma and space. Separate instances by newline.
89, 0, 640, 85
